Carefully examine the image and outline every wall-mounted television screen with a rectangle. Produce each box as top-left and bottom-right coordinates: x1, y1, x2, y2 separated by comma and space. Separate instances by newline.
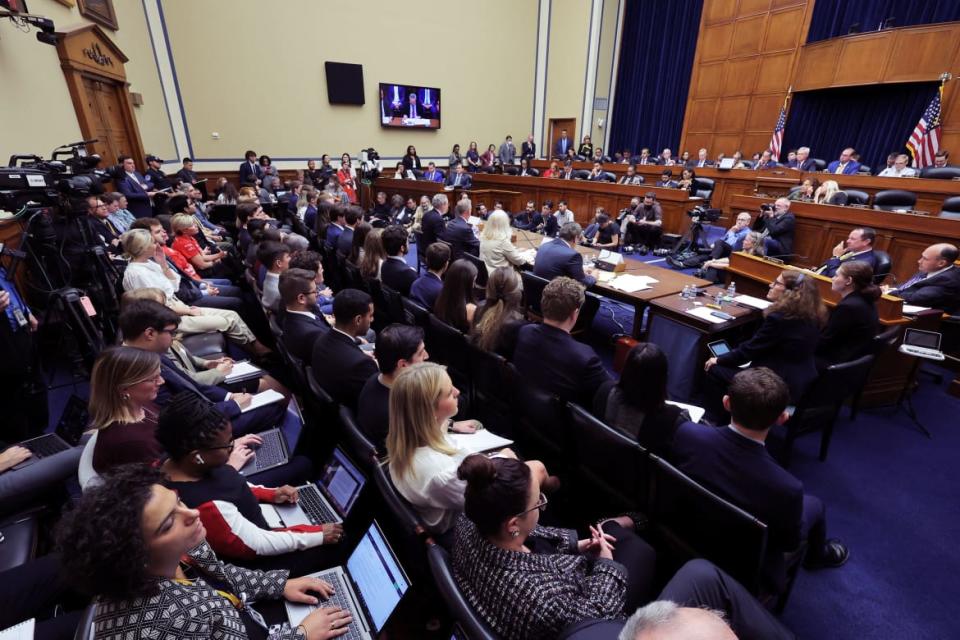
379, 83, 441, 130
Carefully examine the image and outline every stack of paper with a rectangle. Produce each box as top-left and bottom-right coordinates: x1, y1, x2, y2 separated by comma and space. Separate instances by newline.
685, 306, 728, 324
241, 389, 286, 413
224, 361, 263, 383
608, 274, 655, 293
902, 305, 930, 314
733, 294, 771, 309
666, 400, 706, 423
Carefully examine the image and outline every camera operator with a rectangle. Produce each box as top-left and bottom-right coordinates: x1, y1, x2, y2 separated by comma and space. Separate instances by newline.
0, 264, 46, 442
117, 155, 159, 218
622, 192, 663, 255
758, 198, 796, 259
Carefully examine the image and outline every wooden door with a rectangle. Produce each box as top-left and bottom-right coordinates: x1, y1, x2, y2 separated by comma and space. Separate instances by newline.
81, 76, 135, 166
548, 118, 576, 159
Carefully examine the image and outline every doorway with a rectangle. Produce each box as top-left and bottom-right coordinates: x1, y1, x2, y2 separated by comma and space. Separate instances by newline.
548, 118, 576, 159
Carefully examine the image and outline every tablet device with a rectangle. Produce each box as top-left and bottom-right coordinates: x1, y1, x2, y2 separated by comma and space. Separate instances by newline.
707, 339, 731, 358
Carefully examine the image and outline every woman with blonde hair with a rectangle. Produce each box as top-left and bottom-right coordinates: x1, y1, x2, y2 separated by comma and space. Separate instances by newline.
121, 229, 271, 357
359, 227, 386, 280
470, 267, 526, 358
814, 180, 842, 205
480, 210, 532, 273
387, 362, 552, 536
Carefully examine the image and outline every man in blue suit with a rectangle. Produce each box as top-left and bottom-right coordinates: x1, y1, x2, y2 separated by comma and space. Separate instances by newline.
410, 242, 449, 309
440, 198, 480, 260
815, 227, 880, 277
553, 129, 572, 158
336, 207, 361, 257
239, 150, 263, 186
825, 148, 861, 175
513, 277, 610, 407
116, 155, 156, 218
534, 222, 597, 286
422, 162, 444, 183
279, 268, 331, 363
444, 163, 472, 189
671, 368, 849, 592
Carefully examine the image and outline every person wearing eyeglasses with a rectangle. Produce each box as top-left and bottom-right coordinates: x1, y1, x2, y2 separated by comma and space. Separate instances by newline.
451, 454, 795, 640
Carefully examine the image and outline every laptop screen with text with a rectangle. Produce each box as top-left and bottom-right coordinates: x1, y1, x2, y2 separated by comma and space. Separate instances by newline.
347, 522, 410, 634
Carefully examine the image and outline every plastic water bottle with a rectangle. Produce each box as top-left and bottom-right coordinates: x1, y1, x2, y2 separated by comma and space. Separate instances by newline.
714, 288, 723, 306
681, 285, 691, 299
727, 281, 737, 300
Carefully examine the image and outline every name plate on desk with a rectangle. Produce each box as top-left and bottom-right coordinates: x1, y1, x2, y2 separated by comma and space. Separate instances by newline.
595, 250, 625, 272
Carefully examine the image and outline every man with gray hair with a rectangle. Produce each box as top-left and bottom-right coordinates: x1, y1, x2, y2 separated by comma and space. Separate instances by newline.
534, 221, 597, 286
790, 146, 815, 171
440, 197, 479, 260
877, 154, 917, 177
619, 601, 736, 640
421, 192, 448, 249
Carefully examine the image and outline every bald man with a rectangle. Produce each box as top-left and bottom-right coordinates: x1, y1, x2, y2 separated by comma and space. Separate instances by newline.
882, 243, 960, 313
761, 198, 796, 258
826, 147, 861, 175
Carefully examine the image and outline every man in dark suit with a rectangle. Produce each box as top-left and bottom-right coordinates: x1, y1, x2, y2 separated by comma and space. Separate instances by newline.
119, 301, 285, 437
325, 206, 346, 253
279, 268, 331, 362
239, 150, 263, 186
175, 157, 198, 186
421, 193, 448, 250
422, 162, 444, 183
513, 277, 610, 407
444, 163, 472, 189
310, 289, 379, 410
521, 134, 537, 161
671, 368, 849, 592
618, 165, 645, 185
116, 155, 156, 219
754, 150, 778, 171
637, 148, 655, 165
788, 146, 816, 171
761, 198, 796, 258
380, 225, 418, 296
815, 227, 881, 277
882, 243, 960, 313
410, 242, 449, 309
687, 148, 714, 169
534, 222, 597, 286
553, 129, 572, 158
559, 160, 575, 180
401, 91, 423, 119
440, 198, 480, 260
825, 148, 861, 175
145, 155, 171, 191
336, 207, 361, 257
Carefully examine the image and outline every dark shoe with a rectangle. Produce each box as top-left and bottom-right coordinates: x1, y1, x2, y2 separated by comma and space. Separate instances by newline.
639, 245, 649, 256
804, 539, 849, 569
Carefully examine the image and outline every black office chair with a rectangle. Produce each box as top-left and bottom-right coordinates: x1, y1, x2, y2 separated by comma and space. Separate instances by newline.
873, 250, 892, 283
337, 405, 379, 472
787, 185, 805, 198
0, 509, 39, 572
566, 402, 649, 517
512, 365, 570, 470
304, 365, 341, 427
340, 259, 367, 291
921, 166, 960, 180
527, 167, 540, 177
601, 171, 618, 182
426, 542, 499, 640
413, 230, 426, 272
572, 169, 591, 180
812, 158, 827, 171
503, 166, 520, 176
425, 315, 472, 407
371, 461, 431, 576
402, 296, 431, 328
181, 332, 229, 360
849, 325, 900, 420
740, 160, 755, 169
827, 191, 849, 206
857, 165, 872, 175
939, 196, 960, 220
571, 291, 601, 339
692, 177, 715, 203
460, 251, 489, 288
467, 344, 516, 438
780, 354, 876, 465
275, 338, 309, 393
842, 189, 870, 206
267, 314, 283, 340
873, 189, 917, 211
364, 278, 393, 332
520, 271, 549, 320
379, 282, 411, 325
74, 604, 97, 640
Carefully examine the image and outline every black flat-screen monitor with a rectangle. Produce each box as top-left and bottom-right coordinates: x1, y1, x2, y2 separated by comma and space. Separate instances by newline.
325, 62, 365, 105
379, 82, 441, 130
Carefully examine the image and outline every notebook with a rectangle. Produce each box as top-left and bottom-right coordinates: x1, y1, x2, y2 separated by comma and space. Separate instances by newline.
223, 361, 264, 384
266, 447, 366, 526
286, 521, 410, 640
240, 389, 286, 413
449, 430, 514, 454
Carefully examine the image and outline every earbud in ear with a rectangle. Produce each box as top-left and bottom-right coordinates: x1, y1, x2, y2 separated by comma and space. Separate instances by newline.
195, 454, 204, 465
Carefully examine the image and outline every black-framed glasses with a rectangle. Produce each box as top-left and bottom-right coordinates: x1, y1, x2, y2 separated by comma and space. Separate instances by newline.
202, 439, 234, 452
515, 493, 548, 518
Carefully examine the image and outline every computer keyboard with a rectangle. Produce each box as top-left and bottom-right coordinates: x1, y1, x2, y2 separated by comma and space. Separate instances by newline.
299, 486, 338, 524
254, 433, 285, 470
26, 435, 70, 457
314, 570, 362, 640
900, 345, 945, 361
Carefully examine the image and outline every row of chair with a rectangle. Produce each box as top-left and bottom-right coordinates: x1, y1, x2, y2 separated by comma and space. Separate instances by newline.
792, 186, 960, 217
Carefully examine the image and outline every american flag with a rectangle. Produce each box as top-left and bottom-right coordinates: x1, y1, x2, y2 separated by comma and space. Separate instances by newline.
907, 86, 943, 168
768, 103, 787, 161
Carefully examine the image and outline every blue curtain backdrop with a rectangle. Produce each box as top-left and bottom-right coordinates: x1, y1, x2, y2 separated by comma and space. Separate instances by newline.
608, 0, 704, 157
807, 0, 960, 43
780, 82, 939, 172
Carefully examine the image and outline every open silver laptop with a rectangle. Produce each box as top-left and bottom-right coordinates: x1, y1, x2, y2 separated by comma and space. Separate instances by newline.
9, 433, 72, 470
899, 328, 944, 361
265, 447, 366, 526
286, 520, 410, 640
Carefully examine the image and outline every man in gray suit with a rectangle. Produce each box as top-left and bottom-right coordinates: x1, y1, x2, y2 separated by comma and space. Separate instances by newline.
499, 135, 517, 166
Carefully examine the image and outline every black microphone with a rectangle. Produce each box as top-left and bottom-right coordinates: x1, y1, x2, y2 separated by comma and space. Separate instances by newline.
66, 139, 99, 147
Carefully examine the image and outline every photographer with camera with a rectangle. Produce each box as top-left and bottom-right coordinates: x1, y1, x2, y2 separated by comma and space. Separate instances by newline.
622, 192, 663, 255
759, 198, 796, 260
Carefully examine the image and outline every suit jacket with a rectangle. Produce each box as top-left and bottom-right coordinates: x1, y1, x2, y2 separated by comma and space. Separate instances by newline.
410, 273, 443, 309
146, 168, 171, 190
325, 223, 344, 252
816, 249, 880, 278
717, 312, 820, 401
239, 161, 263, 186
311, 329, 379, 409
445, 172, 472, 189
826, 160, 861, 175
440, 216, 480, 260
117, 172, 153, 218
554, 137, 572, 158
755, 160, 779, 170
513, 323, 611, 407
790, 158, 816, 171
336, 226, 355, 257
158, 356, 241, 420
498, 142, 516, 165
521, 141, 537, 160
422, 169, 444, 183
381, 256, 418, 296
618, 175, 644, 185
816, 292, 879, 365
533, 238, 596, 286
687, 159, 714, 168
421, 209, 447, 248
175, 168, 198, 185
893, 266, 960, 313
764, 212, 796, 255
281, 310, 330, 363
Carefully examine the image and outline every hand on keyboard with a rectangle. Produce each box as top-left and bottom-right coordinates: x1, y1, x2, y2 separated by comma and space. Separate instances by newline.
273, 485, 300, 504
322, 523, 344, 545
301, 606, 353, 639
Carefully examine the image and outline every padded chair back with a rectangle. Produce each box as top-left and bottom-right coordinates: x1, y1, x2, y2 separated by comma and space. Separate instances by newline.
787, 185, 804, 198
873, 250, 892, 283
466, 344, 515, 437
503, 166, 520, 176
740, 160, 755, 169
512, 367, 569, 469
78, 431, 101, 491
692, 177, 715, 202
268, 314, 283, 339
648, 455, 768, 595
413, 231, 426, 271
520, 271, 550, 319
425, 315, 472, 403
275, 339, 308, 392
567, 402, 649, 515
571, 291, 601, 337
181, 332, 228, 360
873, 189, 917, 211
871, 325, 901, 355
921, 166, 960, 180
372, 460, 428, 542
402, 296, 431, 328
426, 543, 498, 640
527, 167, 540, 177
304, 365, 340, 426
842, 190, 870, 206
572, 169, 591, 180
74, 603, 97, 640
602, 172, 618, 182
827, 191, 849, 206
812, 158, 827, 171
461, 251, 489, 288
365, 278, 393, 332
340, 259, 367, 291
939, 195, 960, 218
337, 405, 379, 471
379, 282, 411, 325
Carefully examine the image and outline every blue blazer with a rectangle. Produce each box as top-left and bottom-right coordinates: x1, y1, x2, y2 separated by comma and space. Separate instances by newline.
422, 169, 444, 183
380, 256, 418, 296
825, 160, 861, 175
281, 311, 329, 363
239, 161, 263, 185
325, 224, 344, 252
410, 273, 443, 309
788, 158, 817, 171
445, 172, 472, 189
336, 226, 355, 257
533, 238, 596, 286
440, 216, 479, 260
513, 323, 611, 408
117, 173, 153, 219
421, 210, 447, 248
554, 137, 572, 157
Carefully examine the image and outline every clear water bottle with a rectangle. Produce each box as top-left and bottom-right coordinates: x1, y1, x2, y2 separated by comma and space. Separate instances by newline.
714, 288, 723, 306
727, 281, 737, 300
681, 285, 691, 299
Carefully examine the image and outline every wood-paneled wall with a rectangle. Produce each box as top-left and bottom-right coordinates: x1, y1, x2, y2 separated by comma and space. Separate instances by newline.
680, 0, 815, 159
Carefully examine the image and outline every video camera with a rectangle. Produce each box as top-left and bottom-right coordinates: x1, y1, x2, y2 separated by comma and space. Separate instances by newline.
686, 205, 721, 223
1, 140, 110, 216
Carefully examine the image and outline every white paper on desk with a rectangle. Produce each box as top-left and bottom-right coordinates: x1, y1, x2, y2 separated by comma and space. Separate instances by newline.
240, 389, 285, 413
685, 306, 728, 324
0, 619, 35, 640
224, 361, 262, 383
733, 294, 771, 310
666, 401, 706, 424
449, 430, 514, 453
609, 274, 653, 293
902, 305, 930, 314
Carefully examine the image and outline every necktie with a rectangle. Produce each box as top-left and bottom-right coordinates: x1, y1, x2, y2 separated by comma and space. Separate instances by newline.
898, 272, 927, 291
836, 163, 845, 174
455, 174, 461, 186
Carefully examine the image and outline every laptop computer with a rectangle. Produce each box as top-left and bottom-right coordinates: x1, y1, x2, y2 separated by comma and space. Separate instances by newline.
286, 520, 410, 640
899, 328, 945, 361
266, 447, 366, 526
238, 428, 289, 476
9, 433, 73, 470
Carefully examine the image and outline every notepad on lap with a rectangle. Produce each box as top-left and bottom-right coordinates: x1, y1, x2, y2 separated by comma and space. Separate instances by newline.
241, 389, 286, 413
666, 401, 706, 424
224, 361, 263, 383
449, 430, 514, 453
0, 619, 34, 640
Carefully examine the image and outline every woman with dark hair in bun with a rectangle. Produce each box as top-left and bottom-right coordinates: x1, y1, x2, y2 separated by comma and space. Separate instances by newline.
451, 455, 796, 640
816, 260, 880, 368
